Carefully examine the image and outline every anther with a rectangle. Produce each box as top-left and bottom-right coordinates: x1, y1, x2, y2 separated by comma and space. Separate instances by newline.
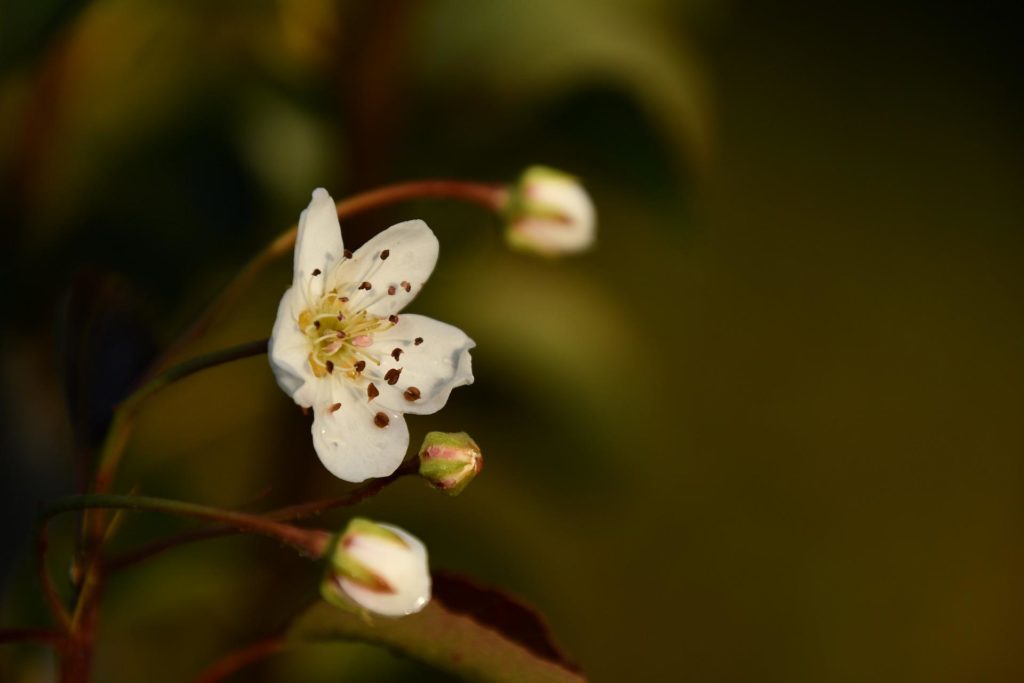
343, 249, 353, 259
374, 412, 390, 428
388, 314, 399, 324
340, 296, 349, 303
391, 348, 403, 360
358, 282, 372, 290
401, 281, 411, 292
354, 360, 366, 373
367, 383, 379, 400
312, 268, 321, 276
388, 285, 396, 295
403, 387, 421, 402
313, 320, 321, 328
380, 249, 390, 260
325, 360, 334, 374
414, 337, 423, 345
328, 402, 341, 413
385, 368, 402, 385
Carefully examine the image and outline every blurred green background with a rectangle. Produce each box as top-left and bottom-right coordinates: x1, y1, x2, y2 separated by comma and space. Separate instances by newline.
2, 1, 1023, 681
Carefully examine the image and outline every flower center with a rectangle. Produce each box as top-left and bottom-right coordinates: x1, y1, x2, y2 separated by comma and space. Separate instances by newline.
298, 289, 389, 379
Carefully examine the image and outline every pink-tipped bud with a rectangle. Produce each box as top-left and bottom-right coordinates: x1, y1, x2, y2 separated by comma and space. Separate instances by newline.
418, 431, 482, 497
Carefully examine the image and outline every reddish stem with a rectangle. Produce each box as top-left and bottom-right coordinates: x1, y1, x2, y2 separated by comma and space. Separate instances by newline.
104, 463, 415, 574
192, 636, 286, 683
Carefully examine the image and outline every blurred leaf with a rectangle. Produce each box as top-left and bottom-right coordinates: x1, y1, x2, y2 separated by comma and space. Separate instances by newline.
289, 571, 585, 683
414, 0, 711, 167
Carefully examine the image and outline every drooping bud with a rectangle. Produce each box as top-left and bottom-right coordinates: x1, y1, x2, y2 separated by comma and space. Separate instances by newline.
503, 166, 595, 256
321, 518, 430, 617
418, 431, 482, 496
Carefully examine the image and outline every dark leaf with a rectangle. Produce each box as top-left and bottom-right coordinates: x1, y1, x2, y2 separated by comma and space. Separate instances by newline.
289, 570, 586, 682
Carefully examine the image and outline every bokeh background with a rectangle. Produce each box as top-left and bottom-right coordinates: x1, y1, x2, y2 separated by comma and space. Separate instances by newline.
2, 1, 1023, 681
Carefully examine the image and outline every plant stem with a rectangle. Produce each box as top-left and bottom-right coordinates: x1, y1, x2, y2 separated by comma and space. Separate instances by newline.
103, 463, 416, 574
52, 495, 331, 561
91, 339, 269, 498
192, 636, 286, 683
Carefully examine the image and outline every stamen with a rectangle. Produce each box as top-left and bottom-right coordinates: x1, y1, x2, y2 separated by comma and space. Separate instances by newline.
384, 368, 402, 385
326, 360, 334, 374
403, 387, 421, 401
374, 412, 390, 428
391, 348, 403, 360
312, 268, 321, 276
313, 320, 320, 329
388, 315, 399, 324
380, 249, 390, 260
367, 383, 379, 400
328, 402, 341, 413
354, 360, 366, 373
343, 249, 353, 259
358, 282, 372, 290
414, 337, 423, 345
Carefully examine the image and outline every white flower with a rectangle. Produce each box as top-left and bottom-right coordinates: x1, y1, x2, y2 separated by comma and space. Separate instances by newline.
323, 518, 430, 617
505, 166, 596, 256
269, 188, 475, 482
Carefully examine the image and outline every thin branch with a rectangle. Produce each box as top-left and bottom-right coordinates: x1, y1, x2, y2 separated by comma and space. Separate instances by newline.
36, 517, 72, 632
92, 339, 269, 496
192, 636, 286, 683
50, 495, 331, 557
104, 463, 416, 574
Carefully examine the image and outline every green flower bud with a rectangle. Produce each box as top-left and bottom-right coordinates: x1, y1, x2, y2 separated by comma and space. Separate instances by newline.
418, 431, 483, 496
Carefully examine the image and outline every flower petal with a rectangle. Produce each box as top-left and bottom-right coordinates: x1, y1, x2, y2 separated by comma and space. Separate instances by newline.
328, 220, 438, 318
294, 188, 344, 301
311, 382, 410, 482
364, 314, 474, 415
268, 285, 318, 407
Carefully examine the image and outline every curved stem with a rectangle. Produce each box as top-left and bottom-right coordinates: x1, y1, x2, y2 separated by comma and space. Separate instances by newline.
104, 463, 416, 574
52, 495, 330, 559
91, 339, 269, 497
192, 636, 286, 683
36, 518, 72, 631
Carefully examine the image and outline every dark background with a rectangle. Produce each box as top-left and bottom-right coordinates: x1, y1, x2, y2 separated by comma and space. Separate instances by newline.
2, 1, 1022, 680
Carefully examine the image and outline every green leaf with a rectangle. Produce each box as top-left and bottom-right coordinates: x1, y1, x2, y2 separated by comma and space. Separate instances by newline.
289, 571, 585, 683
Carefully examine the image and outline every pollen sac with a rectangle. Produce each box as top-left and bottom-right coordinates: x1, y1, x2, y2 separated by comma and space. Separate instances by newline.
417, 431, 482, 497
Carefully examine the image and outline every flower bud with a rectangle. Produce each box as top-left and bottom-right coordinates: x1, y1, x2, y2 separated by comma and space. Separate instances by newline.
504, 166, 595, 256
321, 518, 430, 617
418, 431, 482, 496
